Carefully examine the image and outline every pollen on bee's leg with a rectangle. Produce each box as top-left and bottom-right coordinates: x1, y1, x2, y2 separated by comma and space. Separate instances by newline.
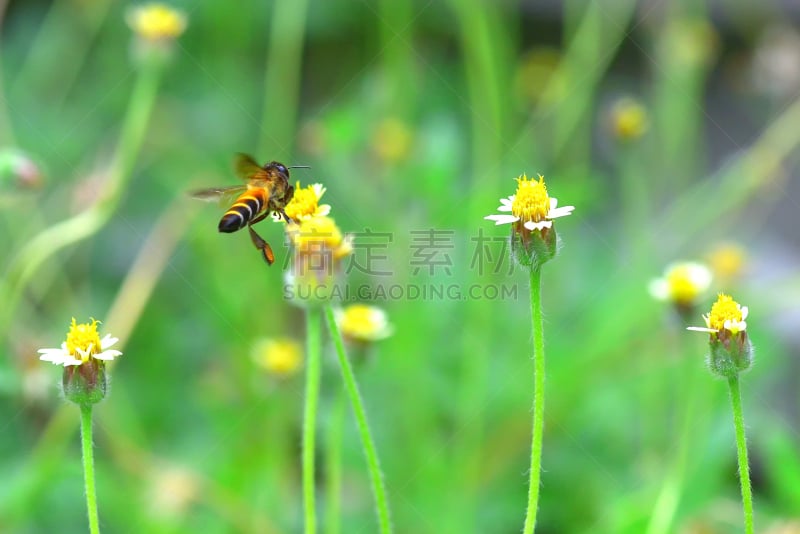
263, 244, 275, 265
247, 225, 275, 265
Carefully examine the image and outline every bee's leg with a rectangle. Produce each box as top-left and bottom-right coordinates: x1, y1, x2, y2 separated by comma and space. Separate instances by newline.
249, 212, 270, 225
247, 223, 275, 265
279, 209, 295, 224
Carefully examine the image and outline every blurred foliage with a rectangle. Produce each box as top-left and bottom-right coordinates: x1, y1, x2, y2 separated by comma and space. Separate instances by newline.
2, 0, 800, 533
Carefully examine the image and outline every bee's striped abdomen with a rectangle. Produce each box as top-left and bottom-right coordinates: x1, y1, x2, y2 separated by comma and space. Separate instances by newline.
218, 189, 267, 233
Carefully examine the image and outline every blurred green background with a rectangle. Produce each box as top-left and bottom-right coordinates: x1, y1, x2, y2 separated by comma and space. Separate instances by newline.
2, 0, 800, 532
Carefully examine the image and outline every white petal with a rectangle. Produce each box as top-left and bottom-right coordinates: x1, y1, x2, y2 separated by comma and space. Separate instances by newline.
686, 326, 717, 333
317, 204, 331, 217
101, 334, 119, 350
523, 220, 552, 231
39, 351, 82, 366
38, 350, 66, 363
648, 279, 668, 300
549, 197, 558, 210
312, 183, 326, 199
38, 347, 66, 356
499, 197, 513, 206
740, 306, 749, 321
548, 205, 575, 219
688, 264, 713, 291
497, 205, 513, 212
95, 350, 122, 361
724, 319, 747, 333
484, 214, 518, 225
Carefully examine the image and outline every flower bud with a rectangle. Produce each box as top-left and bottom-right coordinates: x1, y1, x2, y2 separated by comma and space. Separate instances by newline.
511, 224, 559, 269
708, 332, 754, 378
62, 360, 108, 405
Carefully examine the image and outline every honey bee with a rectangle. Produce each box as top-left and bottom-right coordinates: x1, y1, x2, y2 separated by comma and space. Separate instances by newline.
192, 153, 305, 265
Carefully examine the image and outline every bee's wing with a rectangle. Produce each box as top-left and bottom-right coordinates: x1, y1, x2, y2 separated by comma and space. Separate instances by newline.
234, 153, 265, 182
189, 185, 247, 207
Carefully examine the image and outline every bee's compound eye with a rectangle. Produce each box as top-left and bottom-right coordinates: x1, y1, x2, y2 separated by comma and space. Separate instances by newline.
276, 163, 288, 175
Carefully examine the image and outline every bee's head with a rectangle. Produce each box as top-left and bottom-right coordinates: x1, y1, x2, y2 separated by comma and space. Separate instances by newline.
268, 161, 289, 177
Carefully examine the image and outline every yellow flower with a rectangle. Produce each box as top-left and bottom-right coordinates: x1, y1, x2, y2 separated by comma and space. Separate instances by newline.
148, 465, 199, 519
610, 97, 649, 141
279, 182, 331, 222
706, 242, 746, 280
288, 216, 353, 260
688, 294, 749, 336
336, 305, 393, 343
514, 48, 563, 106
252, 338, 302, 378
38, 318, 121, 367
372, 117, 413, 163
126, 3, 187, 42
649, 262, 712, 306
485, 174, 574, 231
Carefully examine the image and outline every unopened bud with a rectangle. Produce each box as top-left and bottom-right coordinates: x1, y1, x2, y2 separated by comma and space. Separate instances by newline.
63, 360, 107, 405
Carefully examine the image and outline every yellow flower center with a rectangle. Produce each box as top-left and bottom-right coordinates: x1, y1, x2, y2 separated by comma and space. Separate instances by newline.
665, 265, 703, 304
707, 243, 746, 279
285, 182, 321, 221
511, 175, 550, 223
339, 305, 386, 341
611, 98, 649, 140
65, 318, 102, 361
707, 294, 743, 331
128, 4, 187, 41
372, 117, 413, 163
252, 338, 302, 377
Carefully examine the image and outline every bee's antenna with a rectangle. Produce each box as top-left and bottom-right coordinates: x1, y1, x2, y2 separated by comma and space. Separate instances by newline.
288, 165, 311, 169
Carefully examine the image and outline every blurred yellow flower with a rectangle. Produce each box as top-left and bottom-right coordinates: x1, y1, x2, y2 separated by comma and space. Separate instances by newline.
762, 520, 800, 534
126, 3, 187, 42
372, 117, 413, 163
38, 318, 122, 367
649, 262, 712, 306
148, 465, 199, 519
336, 304, 393, 343
280, 182, 331, 222
609, 97, 649, 141
515, 48, 563, 106
252, 338, 303, 378
485, 174, 574, 232
706, 242, 746, 281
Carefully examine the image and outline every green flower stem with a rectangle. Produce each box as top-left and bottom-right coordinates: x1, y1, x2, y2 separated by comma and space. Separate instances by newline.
0, 57, 164, 335
303, 307, 322, 534
324, 389, 346, 534
324, 305, 391, 534
80, 404, 100, 534
259, 0, 308, 156
728, 375, 754, 534
523, 266, 545, 534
